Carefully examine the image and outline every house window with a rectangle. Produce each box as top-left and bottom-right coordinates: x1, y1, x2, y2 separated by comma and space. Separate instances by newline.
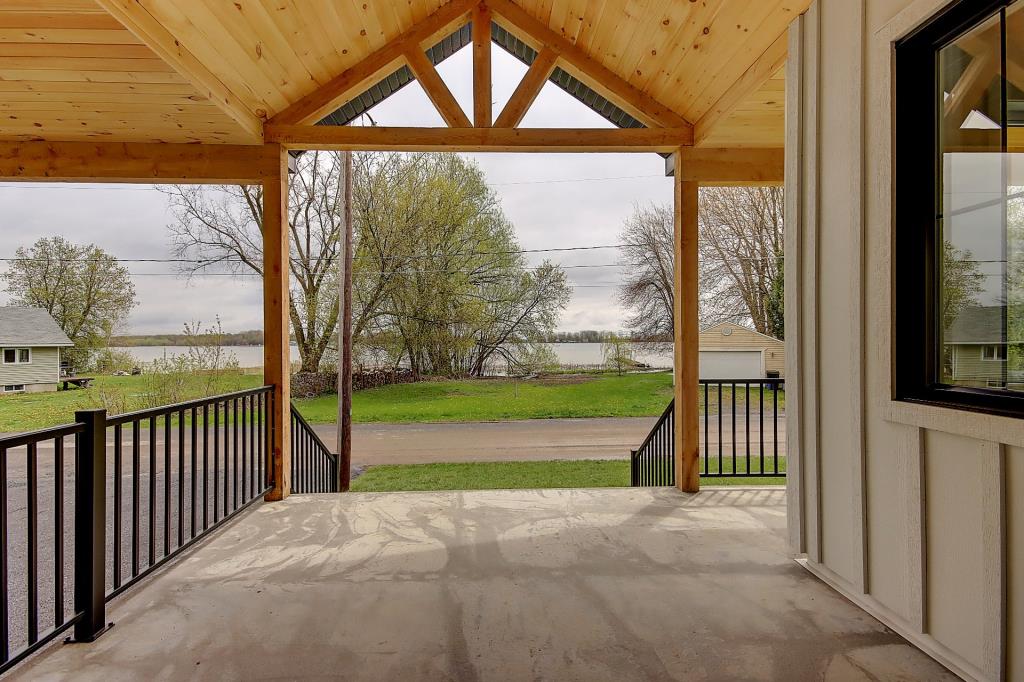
895, 0, 1024, 415
2, 348, 30, 364
983, 344, 1008, 360
2, 385, 25, 393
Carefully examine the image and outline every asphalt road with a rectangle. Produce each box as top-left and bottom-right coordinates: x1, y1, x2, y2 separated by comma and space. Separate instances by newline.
320, 412, 787, 465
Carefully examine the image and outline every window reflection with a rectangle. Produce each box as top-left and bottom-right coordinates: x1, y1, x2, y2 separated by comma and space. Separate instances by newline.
939, 2, 1024, 392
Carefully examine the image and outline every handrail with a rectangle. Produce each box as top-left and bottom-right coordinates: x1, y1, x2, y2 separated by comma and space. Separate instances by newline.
290, 404, 337, 466
106, 385, 273, 427
289, 403, 339, 493
633, 399, 674, 456
0, 422, 85, 450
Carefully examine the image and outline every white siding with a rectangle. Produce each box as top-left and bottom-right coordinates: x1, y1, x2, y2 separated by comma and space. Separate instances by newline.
788, 2, 1020, 679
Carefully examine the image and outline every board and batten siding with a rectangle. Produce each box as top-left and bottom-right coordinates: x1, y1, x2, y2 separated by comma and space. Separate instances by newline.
787, 2, 1020, 680
0, 347, 60, 388
698, 322, 785, 377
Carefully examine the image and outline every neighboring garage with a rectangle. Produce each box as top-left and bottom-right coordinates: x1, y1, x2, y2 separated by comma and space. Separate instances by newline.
698, 322, 785, 380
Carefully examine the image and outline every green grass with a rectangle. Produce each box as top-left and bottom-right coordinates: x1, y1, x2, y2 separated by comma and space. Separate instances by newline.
0, 374, 262, 432
1, 371, 785, 433
298, 372, 783, 424
350, 459, 787, 492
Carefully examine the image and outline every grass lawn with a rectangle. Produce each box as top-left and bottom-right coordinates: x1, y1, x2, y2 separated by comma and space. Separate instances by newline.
350, 459, 787, 492
299, 372, 784, 424
0, 370, 785, 432
0, 374, 262, 433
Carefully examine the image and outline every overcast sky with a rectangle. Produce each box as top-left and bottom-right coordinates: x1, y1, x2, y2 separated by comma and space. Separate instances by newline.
0, 46, 673, 335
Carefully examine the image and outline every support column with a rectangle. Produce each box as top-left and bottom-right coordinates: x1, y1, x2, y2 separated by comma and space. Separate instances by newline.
674, 151, 700, 493
263, 144, 291, 501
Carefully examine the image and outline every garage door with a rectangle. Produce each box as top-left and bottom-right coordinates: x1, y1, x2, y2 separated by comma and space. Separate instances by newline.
699, 351, 762, 380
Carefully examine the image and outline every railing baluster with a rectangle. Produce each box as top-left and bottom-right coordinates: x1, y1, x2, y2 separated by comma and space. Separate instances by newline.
113, 425, 122, 589
164, 415, 171, 558
745, 382, 750, 475
731, 383, 736, 475
760, 382, 766, 475
233, 398, 239, 511
26, 442, 37, 645
717, 383, 723, 477
203, 404, 210, 531
132, 421, 140, 579
0, 446, 7, 663
774, 382, 780, 474
148, 415, 156, 567
191, 407, 197, 540
178, 410, 185, 549
213, 402, 220, 524
703, 382, 709, 475
241, 397, 248, 502
53, 437, 63, 628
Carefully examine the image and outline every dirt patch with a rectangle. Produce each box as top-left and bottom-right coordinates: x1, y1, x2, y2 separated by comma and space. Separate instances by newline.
532, 374, 599, 386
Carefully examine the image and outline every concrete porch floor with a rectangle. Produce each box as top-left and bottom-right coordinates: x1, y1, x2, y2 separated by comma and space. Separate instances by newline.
12, 488, 954, 681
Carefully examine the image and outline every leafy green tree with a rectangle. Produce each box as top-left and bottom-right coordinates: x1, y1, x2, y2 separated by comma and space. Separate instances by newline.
1, 236, 136, 367
602, 333, 635, 375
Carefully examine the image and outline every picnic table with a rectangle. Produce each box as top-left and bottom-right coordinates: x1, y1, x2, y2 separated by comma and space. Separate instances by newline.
61, 376, 94, 390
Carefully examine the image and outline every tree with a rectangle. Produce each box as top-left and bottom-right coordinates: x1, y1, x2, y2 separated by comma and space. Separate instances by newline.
602, 333, 634, 375
166, 150, 570, 378
941, 241, 985, 332
1, 236, 136, 366
163, 149, 343, 373
764, 254, 785, 340
699, 187, 785, 336
617, 198, 766, 344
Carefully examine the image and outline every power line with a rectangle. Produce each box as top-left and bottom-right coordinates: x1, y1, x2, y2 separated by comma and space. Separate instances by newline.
0, 244, 628, 265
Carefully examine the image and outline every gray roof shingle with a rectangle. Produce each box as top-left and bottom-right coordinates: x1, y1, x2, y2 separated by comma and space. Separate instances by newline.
0, 307, 74, 347
944, 305, 1022, 344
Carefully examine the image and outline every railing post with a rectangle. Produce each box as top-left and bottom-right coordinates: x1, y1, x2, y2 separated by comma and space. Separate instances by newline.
73, 409, 108, 642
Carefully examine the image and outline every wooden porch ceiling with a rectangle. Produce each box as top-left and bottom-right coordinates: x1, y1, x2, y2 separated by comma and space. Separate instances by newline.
0, 0, 807, 150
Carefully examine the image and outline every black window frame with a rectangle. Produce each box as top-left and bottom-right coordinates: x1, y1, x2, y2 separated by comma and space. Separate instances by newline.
894, 0, 1024, 418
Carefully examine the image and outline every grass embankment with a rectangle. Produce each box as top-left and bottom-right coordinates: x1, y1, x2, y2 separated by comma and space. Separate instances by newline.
0, 371, 785, 432
351, 458, 787, 492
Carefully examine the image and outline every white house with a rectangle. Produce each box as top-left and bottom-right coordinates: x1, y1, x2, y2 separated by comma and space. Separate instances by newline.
0, 307, 73, 394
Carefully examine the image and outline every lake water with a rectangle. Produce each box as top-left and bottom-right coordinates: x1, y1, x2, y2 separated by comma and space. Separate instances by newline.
120, 343, 673, 371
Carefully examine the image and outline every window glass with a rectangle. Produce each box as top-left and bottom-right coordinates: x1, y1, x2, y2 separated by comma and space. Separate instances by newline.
938, 3, 1024, 392
2, 349, 14, 364
17, 349, 29, 363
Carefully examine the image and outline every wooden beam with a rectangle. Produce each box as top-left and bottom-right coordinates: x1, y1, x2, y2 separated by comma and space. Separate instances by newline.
269, 0, 475, 126
674, 155, 700, 494
487, 0, 690, 130
404, 47, 472, 128
263, 143, 291, 502
265, 124, 693, 152
672, 147, 785, 184
0, 140, 277, 183
95, 0, 263, 140
493, 47, 558, 128
694, 32, 788, 146
472, 2, 492, 127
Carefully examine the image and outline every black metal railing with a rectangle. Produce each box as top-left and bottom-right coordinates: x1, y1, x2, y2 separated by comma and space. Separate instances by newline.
106, 386, 274, 600
629, 400, 675, 486
290, 406, 338, 494
0, 386, 274, 673
630, 379, 786, 486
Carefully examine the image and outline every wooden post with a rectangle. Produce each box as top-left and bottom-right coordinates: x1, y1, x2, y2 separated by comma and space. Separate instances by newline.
263, 144, 291, 501
472, 2, 492, 128
337, 151, 353, 492
674, 152, 700, 493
